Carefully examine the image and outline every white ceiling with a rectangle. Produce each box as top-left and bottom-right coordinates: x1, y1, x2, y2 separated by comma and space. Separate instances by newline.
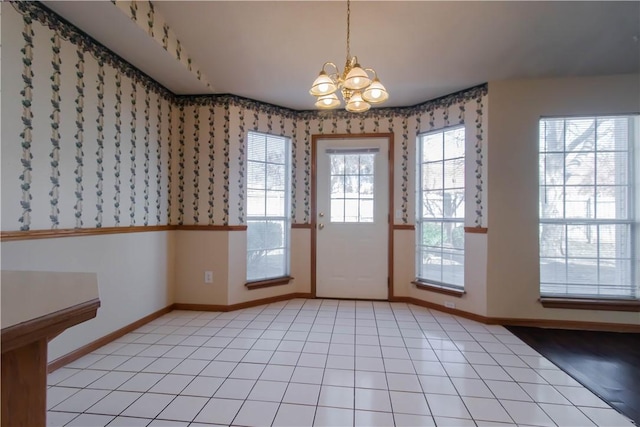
44, 1, 639, 110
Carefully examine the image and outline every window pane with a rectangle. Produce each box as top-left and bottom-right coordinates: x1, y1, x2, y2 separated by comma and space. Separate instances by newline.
360, 155, 374, 174
248, 135, 266, 161
331, 199, 344, 222
565, 119, 595, 152
446, 224, 465, 250
247, 162, 265, 189
565, 186, 595, 218
266, 136, 285, 163
420, 221, 442, 247
420, 249, 442, 283
444, 158, 464, 189
345, 175, 359, 198
331, 155, 345, 175
266, 164, 285, 190
539, 186, 564, 219
539, 115, 636, 299
247, 220, 266, 250
599, 224, 631, 258
359, 200, 374, 222
596, 152, 627, 185
359, 175, 374, 198
266, 191, 285, 216
246, 132, 290, 282
539, 224, 565, 257
443, 190, 464, 219
567, 258, 597, 285
596, 117, 628, 151
417, 126, 465, 289
422, 190, 443, 219
423, 134, 443, 162
331, 175, 345, 198
565, 152, 594, 186
423, 163, 443, 190
442, 248, 464, 287
345, 155, 359, 174
247, 189, 265, 217
444, 128, 465, 159
344, 199, 359, 222
596, 187, 629, 219
566, 224, 597, 258
540, 153, 565, 185
330, 153, 376, 223
542, 119, 565, 152
540, 257, 567, 286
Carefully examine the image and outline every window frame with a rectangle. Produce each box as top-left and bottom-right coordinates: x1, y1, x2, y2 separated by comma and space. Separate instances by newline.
538, 115, 638, 303
245, 131, 292, 285
415, 125, 466, 292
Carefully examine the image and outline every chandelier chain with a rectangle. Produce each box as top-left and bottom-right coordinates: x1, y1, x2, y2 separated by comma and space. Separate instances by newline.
346, 0, 351, 62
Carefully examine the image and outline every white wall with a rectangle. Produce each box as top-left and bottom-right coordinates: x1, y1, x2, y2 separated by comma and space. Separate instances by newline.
486, 74, 640, 324
1, 231, 175, 361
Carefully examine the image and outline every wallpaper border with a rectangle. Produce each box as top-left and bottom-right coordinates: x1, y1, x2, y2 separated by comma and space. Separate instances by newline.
12, 1, 175, 102
174, 85, 488, 121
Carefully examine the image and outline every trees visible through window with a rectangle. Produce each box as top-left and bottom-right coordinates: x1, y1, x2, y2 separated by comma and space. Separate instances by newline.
416, 126, 465, 289
328, 150, 376, 223
246, 131, 291, 282
539, 116, 638, 298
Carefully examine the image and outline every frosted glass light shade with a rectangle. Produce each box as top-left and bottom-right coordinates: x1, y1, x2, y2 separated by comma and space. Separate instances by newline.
310, 72, 338, 96
345, 92, 370, 112
343, 66, 371, 90
362, 79, 389, 103
315, 93, 341, 109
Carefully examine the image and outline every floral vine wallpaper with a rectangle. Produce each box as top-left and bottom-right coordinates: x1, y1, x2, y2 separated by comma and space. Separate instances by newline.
1, 1, 487, 232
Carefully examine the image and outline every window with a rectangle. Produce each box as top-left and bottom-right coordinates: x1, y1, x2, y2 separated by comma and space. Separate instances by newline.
416, 126, 465, 289
539, 115, 638, 299
328, 149, 376, 223
246, 131, 291, 282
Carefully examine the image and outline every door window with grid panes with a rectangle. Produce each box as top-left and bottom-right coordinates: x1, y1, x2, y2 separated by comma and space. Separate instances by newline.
327, 148, 377, 223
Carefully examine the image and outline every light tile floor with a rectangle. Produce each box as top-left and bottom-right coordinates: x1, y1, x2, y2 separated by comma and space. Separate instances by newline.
47, 299, 636, 427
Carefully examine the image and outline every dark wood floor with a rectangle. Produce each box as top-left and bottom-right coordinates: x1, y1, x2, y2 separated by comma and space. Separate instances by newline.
507, 326, 640, 425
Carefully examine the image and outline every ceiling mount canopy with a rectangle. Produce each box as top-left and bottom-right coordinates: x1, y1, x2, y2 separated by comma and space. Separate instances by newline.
309, 0, 388, 113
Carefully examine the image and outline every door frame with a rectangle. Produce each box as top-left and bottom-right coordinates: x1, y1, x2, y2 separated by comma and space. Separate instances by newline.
311, 133, 395, 300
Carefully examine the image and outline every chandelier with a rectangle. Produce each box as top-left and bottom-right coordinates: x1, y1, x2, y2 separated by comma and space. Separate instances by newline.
309, 0, 388, 113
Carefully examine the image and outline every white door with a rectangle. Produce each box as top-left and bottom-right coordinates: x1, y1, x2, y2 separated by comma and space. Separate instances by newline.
316, 137, 389, 299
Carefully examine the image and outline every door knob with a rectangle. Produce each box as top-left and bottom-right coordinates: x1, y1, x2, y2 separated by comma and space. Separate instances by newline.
318, 223, 325, 230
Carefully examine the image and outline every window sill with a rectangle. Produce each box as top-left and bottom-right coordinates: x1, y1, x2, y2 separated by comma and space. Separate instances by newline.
245, 276, 294, 290
412, 280, 466, 297
539, 297, 640, 312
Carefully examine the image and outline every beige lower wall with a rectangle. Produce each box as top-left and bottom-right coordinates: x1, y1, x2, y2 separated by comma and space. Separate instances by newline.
406, 232, 489, 317
392, 230, 414, 298
174, 229, 311, 307
1, 231, 176, 361
174, 231, 229, 305
486, 74, 640, 325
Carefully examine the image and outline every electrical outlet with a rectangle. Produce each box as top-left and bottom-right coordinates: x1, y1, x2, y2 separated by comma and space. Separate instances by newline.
204, 271, 213, 284
444, 301, 455, 309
